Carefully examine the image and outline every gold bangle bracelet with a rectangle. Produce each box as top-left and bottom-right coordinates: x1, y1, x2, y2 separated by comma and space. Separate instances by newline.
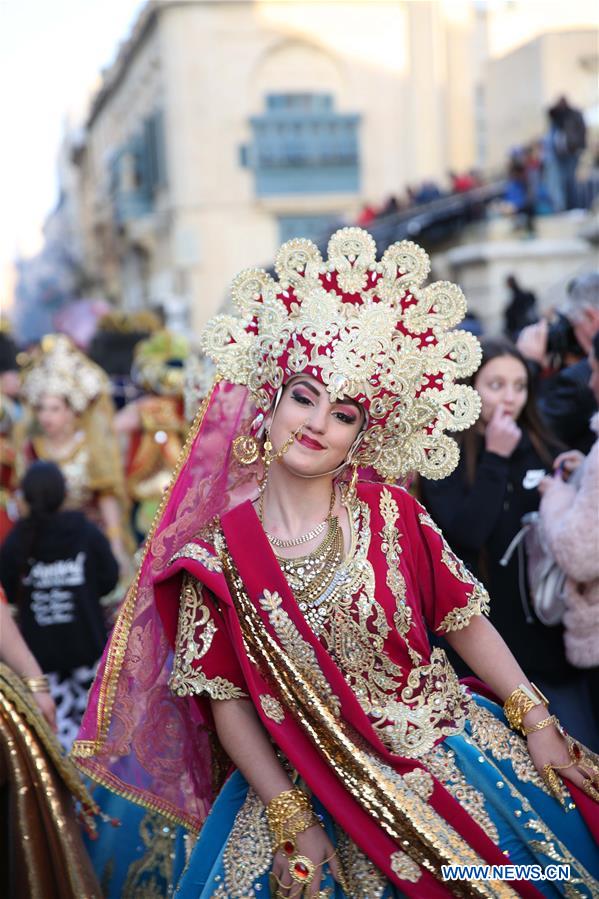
523, 714, 559, 736
22, 675, 50, 693
504, 683, 549, 734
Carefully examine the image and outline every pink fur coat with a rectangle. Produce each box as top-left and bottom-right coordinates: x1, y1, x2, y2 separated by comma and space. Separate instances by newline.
540, 413, 599, 668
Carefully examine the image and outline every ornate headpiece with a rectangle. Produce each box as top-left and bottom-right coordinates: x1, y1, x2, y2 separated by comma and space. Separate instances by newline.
183, 353, 216, 422
132, 330, 190, 396
21, 334, 110, 414
201, 228, 481, 480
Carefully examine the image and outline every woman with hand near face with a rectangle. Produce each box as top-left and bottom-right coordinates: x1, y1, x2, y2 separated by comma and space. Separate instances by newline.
420, 337, 598, 749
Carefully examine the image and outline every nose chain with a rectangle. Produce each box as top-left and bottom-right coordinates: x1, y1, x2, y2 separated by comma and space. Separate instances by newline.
260, 486, 336, 549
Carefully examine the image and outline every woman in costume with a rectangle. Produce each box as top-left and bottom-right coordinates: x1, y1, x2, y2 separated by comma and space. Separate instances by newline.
15, 334, 133, 576
115, 329, 190, 543
74, 229, 599, 898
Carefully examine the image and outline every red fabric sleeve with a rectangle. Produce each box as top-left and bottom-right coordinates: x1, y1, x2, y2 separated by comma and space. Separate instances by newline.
407, 494, 490, 635
169, 572, 248, 700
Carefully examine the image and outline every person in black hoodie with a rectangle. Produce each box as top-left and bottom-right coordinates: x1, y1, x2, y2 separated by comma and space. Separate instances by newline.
0, 461, 118, 750
420, 336, 599, 749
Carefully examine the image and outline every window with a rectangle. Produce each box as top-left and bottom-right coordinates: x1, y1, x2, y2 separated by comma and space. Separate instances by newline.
110, 110, 167, 222
278, 214, 339, 245
243, 93, 360, 196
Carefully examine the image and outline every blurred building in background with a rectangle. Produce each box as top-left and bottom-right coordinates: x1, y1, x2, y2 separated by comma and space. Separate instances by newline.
12, 0, 599, 338
67, 0, 484, 333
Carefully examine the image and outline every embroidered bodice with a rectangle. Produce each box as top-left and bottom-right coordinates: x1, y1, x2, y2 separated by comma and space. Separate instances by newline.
167, 483, 490, 759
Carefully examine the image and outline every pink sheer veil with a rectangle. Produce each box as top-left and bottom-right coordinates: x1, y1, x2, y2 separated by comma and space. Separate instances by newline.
73, 378, 262, 830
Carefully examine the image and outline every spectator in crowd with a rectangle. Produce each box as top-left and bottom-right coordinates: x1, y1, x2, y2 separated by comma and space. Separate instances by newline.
379, 194, 401, 216
0, 587, 102, 898
0, 461, 118, 750
420, 337, 598, 749
449, 169, 477, 193
547, 96, 587, 211
517, 271, 599, 453
504, 156, 537, 234
538, 329, 599, 736
355, 203, 377, 226
504, 274, 539, 340
413, 179, 442, 205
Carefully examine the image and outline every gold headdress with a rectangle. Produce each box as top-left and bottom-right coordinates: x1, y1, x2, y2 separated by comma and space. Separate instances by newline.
21, 334, 110, 414
201, 228, 481, 480
132, 330, 190, 396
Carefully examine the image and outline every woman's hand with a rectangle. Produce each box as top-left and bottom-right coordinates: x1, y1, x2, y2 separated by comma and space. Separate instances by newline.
485, 404, 522, 458
553, 450, 585, 478
527, 721, 599, 805
271, 823, 341, 897
32, 690, 57, 731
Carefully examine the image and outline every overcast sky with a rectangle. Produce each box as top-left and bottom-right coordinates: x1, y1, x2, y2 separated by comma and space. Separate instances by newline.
0, 0, 144, 287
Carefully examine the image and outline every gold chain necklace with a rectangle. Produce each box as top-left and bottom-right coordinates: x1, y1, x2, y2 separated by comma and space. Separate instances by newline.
277, 520, 344, 620
260, 487, 336, 549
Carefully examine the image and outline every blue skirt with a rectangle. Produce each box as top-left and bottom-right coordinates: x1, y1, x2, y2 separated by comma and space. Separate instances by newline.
84, 784, 188, 899
174, 696, 599, 898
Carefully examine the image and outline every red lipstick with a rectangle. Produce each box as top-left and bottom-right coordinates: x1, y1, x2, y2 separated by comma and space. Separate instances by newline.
298, 434, 325, 451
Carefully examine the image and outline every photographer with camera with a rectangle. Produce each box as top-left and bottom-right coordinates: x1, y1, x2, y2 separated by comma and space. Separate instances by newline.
517, 272, 599, 453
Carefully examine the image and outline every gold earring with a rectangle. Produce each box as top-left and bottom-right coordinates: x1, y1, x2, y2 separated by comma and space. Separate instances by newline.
257, 429, 274, 489
347, 462, 359, 501
232, 434, 260, 465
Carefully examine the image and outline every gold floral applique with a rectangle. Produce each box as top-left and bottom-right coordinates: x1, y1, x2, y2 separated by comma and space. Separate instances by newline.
259, 589, 341, 717
168, 542, 222, 572
335, 827, 390, 897
259, 694, 285, 724
379, 487, 421, 665
372, 648, 470, 758
213, 788, 273, 898
390, 850, 422, 883
422, 744, 498, 842
169, 574, 246, 700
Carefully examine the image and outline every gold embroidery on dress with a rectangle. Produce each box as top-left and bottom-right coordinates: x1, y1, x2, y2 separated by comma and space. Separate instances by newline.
259, 694, 285, 724
120, 811, 178, 898
524, 820, 599, 895
221, 544, 517, 897
283, 496, 469, 758
168, 542, 222, 572
417, 509, 490, 630
169, 574, 246, 700
379, 487, 421, 665
335, 827, 390, 897
438, 582, 490, 633
213, 788, 273, 898
403, 768, 434, 800
370, 647, 470, 758
390, 849, 422, 883
259, 589, 341, 717
422, 744, 498, 842
467, 702, 549, 790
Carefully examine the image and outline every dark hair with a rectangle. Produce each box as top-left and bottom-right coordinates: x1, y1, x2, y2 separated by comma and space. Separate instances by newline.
17, 462, 66, 576
461, 336, 562, 484
592, 331, 599, 361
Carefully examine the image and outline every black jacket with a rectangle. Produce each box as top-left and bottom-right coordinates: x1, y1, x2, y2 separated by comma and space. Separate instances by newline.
0, 510, 118, 673
421, 433, 573, 683
536, 358, 597, 454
